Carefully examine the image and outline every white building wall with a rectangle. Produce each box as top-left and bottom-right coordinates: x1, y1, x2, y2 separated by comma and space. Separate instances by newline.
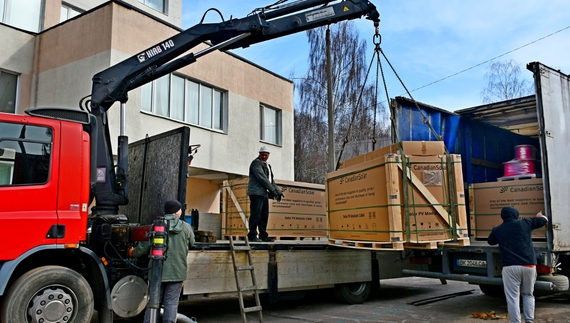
0, 25, 36, 113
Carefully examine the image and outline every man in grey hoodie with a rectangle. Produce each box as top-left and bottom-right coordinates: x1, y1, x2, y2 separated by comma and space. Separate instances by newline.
488, 206, 548, 323
133, 199, 195, 323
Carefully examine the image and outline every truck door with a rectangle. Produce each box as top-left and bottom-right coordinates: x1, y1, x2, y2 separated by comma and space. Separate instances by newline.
0, 115, 59, 261
531, 62, 570, 250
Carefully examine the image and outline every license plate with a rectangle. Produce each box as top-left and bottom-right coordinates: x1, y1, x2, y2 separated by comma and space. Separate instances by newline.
457, 259, 487, 268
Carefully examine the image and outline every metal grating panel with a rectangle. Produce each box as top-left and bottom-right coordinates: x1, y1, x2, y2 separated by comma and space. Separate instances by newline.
119, 127, 190, 225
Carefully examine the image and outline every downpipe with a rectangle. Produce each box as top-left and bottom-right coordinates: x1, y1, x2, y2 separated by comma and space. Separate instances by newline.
402, 269, 558, 291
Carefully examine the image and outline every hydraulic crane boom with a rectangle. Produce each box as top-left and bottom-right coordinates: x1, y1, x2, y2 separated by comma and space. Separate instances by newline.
88, 0, 379, 215
90, 0, 379, 111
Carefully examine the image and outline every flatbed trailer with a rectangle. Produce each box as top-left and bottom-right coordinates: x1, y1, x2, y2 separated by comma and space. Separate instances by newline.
181, 239, 423, 303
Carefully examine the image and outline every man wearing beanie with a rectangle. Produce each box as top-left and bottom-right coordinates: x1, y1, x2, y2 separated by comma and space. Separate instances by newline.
488, 206, 548, 323
247, 146, 284, 242
132, 199, 195, 323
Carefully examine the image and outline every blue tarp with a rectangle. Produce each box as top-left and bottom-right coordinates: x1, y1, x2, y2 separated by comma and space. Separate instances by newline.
394, 98, 539, 185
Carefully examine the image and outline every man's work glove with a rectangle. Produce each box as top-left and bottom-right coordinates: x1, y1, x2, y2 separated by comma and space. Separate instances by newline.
276, 193, 285, 202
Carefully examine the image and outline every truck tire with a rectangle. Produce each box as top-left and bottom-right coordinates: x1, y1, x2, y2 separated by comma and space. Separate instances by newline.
333, 282, 371, 304
1, 265, 94, 323
537, 274, 569, 291
478, 284, 505, 297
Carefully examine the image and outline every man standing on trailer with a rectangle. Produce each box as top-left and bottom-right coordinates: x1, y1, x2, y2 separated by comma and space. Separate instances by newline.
247, 146, 283, 242
487, 206, 548, 323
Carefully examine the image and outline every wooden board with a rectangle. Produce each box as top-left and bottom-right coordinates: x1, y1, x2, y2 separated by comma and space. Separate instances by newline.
182, 248, 371, 296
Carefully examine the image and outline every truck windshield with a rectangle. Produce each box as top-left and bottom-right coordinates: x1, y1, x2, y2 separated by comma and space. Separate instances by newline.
0, 122, 52, 185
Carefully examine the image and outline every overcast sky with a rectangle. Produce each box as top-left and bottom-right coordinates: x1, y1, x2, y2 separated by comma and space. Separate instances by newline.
181, 0, 570, 111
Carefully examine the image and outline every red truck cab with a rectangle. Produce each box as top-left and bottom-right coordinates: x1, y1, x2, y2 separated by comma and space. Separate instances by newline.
0, 112, 90, 261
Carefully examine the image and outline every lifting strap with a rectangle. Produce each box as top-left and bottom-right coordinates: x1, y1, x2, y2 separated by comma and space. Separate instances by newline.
336, 20, 461, 239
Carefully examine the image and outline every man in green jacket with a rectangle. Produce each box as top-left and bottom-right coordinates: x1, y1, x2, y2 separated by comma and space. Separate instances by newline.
133, 200, 195, 323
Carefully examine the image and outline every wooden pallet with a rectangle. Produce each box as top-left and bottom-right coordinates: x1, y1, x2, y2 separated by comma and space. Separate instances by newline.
404, 241, 443, 250
497, 174, 538, 181
273, 236, 326, 241
194, 230, 217, 243
404, 237, 471, 250
328, 239, 404, 251
225, 235, 326, 242
443, 237, 470, 247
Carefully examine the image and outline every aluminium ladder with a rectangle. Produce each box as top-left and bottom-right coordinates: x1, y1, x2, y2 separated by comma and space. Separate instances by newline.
228, 236, 263, 323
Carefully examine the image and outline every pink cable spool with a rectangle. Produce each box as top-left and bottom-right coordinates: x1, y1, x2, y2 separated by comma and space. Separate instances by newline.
517, 159, 536, 175
515, 145, 536, 160
503, 160, 519, 177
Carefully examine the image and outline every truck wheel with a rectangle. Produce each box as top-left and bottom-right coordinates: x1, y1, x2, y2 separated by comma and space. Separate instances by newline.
333, 282, 371, 304
1, 265, 94, 323
537, 274, 569, 291
478, 284, 505, 297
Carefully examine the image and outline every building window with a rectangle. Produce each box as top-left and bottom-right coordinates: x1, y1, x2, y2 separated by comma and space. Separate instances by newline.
0, 70, 18, 113
139, 0, 167, 14
0, 0, 41, 32
260, 104, 282, 145
60, 3, 83, 22
0, 122, 52, 186
141, 75, 226, 131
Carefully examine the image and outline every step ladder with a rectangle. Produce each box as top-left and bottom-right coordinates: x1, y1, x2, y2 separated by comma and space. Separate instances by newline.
228, 236, 263, 323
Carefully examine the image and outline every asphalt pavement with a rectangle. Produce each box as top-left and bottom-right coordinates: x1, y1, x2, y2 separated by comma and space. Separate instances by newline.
108, 277, 570, 323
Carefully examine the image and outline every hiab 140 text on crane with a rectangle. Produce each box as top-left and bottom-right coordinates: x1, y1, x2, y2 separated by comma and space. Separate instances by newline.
0, 1, 379, 323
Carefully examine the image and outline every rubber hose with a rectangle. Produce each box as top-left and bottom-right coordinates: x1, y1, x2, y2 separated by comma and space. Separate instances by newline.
159, 308, 198, 323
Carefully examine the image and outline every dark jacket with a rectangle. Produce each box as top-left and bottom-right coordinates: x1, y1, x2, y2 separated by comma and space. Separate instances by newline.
133, 213, 195, 282
247, 156, 281, 197
487, 206, 547, 266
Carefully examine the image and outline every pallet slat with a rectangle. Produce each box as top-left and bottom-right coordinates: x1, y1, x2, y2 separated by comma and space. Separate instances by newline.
329, 239, 404, 251
497, 174, 538, 181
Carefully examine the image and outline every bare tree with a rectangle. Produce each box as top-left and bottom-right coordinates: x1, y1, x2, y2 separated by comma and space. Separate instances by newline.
480, 59, 534, 103
294, 21, 390, 184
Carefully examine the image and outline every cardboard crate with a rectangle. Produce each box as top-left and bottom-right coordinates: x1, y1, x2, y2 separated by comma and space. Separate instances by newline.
469, 178, 546, 239
339, 141, 446, 169
222, 178, 327, 238
326, 145, 467, 245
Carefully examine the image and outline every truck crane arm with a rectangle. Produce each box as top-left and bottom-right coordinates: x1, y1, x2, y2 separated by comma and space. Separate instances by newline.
88, 0, 379, 215
90, 0, 379, 111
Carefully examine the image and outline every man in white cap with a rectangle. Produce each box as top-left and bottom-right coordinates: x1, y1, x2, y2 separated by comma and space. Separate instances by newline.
247, 146, 283, 242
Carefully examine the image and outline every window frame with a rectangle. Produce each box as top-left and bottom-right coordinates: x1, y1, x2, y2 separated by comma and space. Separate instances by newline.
60, 2, 83, 22
0, 122, 53, 186
141, 74, 227, 132
260, 104, 282, 146
138, 0, 168, 14
0, 0, 42, 32
0, 69, 19, 114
